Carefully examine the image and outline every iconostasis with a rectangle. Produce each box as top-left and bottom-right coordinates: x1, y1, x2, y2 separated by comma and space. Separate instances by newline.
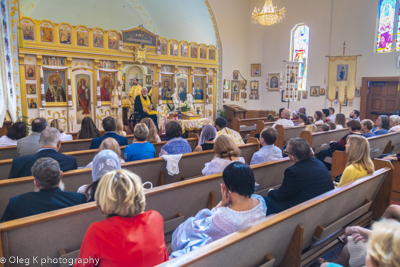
19, 17, 219, 132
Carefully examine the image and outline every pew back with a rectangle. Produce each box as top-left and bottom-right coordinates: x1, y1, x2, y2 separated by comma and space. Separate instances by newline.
368, 132, 400, 159
301, 128, 349, 154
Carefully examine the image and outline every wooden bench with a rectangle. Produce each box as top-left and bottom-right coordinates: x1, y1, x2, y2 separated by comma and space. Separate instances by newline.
0, 157, 293, 266
232, 117, 273, 138
157, 161, 392, 267
301, 128, 350, 154
275, 125, 308, 151
0, 142, 259, 216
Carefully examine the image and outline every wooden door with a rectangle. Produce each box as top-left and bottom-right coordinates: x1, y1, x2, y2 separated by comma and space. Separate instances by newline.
365, 81, 400, 122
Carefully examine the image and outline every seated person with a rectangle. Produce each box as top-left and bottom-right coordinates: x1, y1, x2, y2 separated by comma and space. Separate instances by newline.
349, 109, 361, 122
322, 109, 330, 123
264, 138, 334, 215
267, 114, 275, 122
250, 127, 282, 165
299, 106, 307, 116
90, 116, 128, 149
0, 122, 26, 147
141, 117, 161, 143
316, 120, 362, 170
306, 124, 317, 133
50, 119, 72, 141
314, 111, 324, 124
389, 115, 400, 133
134, 87, 159, 131
335, 113, 346, 129
273, 109, 295, 128
77, 117, 101, 139
124, 123, 156, 162
116, 119, 127, 136
194, 124, 217, 152
361, 119, 376, 138
336, 135, 374, 187
170, 162, 267, 258
320, 124, 330, 132
1, 157, 85, 222
328, 107, 336, 122
327, 121, 336, 130
202, 135, 245, 175
215, 117, 245, 146
78, 150, 121, 202
9, 127, 77, 178
371, 115, 390, 136
75, 169, 168, 266
17, 117, 47, 156
159, 121, 192, 156
297, 114, 310, 126
86, 138, 125, 168
382, 151, 400, 161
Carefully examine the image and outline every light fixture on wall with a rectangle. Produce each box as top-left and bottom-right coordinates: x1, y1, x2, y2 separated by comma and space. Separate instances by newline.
251, 0, 285, 26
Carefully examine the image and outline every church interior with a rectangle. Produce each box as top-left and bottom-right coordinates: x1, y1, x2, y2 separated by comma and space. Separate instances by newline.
0, 0, 400, 266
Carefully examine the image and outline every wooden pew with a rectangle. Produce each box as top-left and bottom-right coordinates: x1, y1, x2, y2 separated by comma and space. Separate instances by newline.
275, 125, 307, 151
301, 128, 349, 154
0, 138, 199, 180
0, 142, 258, 216
232, 117, 273, 138
0, 157, 293, 265
157, 165, 392, 267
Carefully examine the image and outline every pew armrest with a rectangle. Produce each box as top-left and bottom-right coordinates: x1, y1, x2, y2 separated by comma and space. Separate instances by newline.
164, 213, 185, 233
259, 254, 275, 267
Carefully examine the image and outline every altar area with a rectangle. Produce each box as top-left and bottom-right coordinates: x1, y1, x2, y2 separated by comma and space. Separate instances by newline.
18, 17, 219, 133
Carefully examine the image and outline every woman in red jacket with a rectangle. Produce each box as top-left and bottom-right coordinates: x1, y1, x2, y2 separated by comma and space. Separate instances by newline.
74, 169, 168, 267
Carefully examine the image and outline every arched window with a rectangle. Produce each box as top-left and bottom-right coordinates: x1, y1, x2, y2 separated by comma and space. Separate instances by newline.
377, 0, 396, 53
290, 24, 309, 91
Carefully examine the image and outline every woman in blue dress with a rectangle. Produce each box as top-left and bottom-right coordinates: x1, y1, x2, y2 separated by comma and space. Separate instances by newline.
371, 115, 390, 136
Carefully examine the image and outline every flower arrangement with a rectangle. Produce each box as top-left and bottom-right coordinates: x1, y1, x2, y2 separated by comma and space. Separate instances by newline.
173, 93, 194, 112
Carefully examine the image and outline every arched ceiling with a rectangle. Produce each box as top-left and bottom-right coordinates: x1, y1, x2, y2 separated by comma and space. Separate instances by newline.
19, 0, 216, 45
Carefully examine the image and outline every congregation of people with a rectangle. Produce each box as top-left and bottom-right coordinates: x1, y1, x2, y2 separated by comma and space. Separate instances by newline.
1, 105, 400, 267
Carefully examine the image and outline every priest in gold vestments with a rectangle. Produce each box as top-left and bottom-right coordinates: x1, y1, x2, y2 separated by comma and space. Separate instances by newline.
134, 87, 159, 130
129, 78, 152, 105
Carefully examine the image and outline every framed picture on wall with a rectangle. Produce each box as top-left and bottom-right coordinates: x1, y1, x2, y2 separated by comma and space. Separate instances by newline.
231, 80, 240, 95
355, 87, 361, 97
320, 88, 326, 96
310, 86, 320, 96
251, 64, 261, 77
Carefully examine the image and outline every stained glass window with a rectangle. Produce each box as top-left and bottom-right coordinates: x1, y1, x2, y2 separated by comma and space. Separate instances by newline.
291, 24, 309, 91
377, 0, 396, 52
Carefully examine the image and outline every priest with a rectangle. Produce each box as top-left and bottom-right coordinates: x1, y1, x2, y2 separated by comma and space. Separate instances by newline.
134, 87, 159, 130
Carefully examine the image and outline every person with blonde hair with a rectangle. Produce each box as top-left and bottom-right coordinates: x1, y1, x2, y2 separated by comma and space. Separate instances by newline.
85, 138, 125, 168
202, 135, 245, 175
361, 119, 376, 138
50, 119, 72, 141
124, 123, 155, 162
305, 124, 317, 133
336, 135, 374, 187
115, 119, 126, 136
140, 117, 161, 143
75, 169, 168, 266
335, 113, 346, 129
389, 114, 400, 133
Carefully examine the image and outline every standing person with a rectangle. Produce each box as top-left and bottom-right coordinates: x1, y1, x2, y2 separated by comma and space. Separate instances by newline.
74, 170, 168, 267
17, 117, 48, 156
349, 110, 361, 121
0, 122, 26, 147
314, 111, 324, 124
336, 135, 374, 187
361, 119, 376, 138
273, 109, 295, 128
264, 138, 334, 215
89, 116, 128, 149
50, 119, 73, 141
134, 87, 159, 131
159, 121, 192, 156
124, 123, 155, 162
371, 115, 390, 136
335, 114, 347, 129
128, 78, 142, 104
328, 107, 336, 122
77, 117, 101, 140
194, 124, 217, 152
140, 117, 161, 143
389, 115, 400, 132
215, 117, 245, 146
250, 127, 282, 165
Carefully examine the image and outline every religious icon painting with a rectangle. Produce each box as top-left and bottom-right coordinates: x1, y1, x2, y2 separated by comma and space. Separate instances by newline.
310, 86, 320, 96
231, 80, 240, 95
302, 91, 308, 99
208, 87, 213, 95
355, 87, 361, 97
25, 65, 36, 80
200, 47, 207, 59
320, 88, 326, 96
40, 26, 54, 43
249, 94, 254, 100
208, 96, 213, 104
75, 74, 92, 124
337, 64, 348, 81
176, 78, 188, 102
194, 76, 206, 102
21, 20, 35, 41
236, 94, 240, 101
209, 47, 216, 60
108, 35, 119, 50
225, 80, 230, 90
233, 70, 239, 80
170, 42, 178, 56
181, 43, 188, 57
50, 57, 57, 66
77, 29, 89, 47
161, 75, 174, 102
59, 28, 72, 45
99, 72, 115, 102
26, 84, 36, 95
240, 80, 246, 90
58, 58, 65, 66
255, 94, 259, 100
43, 69, 67, 105
268, 73, 280, 91
231, 94, 235, 101
209, 75, 214, 86
191, 45, 198, 58
28, 98, 38, 109
145, 75, 152, 85
42, 56, 50, 65
160, 42, 168, 55
251, 64, 261, 77
241, 92, 246, 99
93, 33, 104, 48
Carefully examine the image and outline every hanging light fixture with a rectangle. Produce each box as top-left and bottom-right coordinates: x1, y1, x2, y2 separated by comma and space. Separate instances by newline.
251, 0, 285, 26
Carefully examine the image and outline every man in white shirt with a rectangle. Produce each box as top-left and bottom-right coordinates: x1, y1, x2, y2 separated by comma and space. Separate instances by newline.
349, 109, 361, 122
250, 127, 283, 165
328, 107, 336, 122
273, 109, 294, 128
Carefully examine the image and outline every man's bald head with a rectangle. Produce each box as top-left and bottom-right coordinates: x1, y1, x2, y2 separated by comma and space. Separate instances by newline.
282, 109, 291, 119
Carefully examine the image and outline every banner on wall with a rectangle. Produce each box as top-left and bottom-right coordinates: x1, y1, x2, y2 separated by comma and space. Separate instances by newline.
282, 61, 300, 102
327, 55, 359, 106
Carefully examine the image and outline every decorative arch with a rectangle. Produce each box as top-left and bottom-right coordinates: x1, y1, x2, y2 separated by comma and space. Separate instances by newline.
290, 23, 309, 91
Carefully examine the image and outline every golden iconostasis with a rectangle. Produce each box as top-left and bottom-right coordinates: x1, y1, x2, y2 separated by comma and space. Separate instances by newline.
19, 17, 219, 132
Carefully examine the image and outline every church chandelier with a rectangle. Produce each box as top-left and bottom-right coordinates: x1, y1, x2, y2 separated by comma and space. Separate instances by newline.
251, 0, 285, 26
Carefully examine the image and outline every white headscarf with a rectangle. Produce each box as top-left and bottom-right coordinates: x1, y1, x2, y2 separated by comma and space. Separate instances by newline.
199, 124, 217, 145
92, 150, 121, 182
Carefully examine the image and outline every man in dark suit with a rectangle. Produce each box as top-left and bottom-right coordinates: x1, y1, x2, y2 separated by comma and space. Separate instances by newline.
264, 138, 334, 215
9, 127, 77, 179
89, 116, 128, 149
1, 157, 86, 222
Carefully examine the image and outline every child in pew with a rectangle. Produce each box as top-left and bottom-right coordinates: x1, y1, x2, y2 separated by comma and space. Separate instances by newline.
320, 124, 330, 132
335, 135, 374, 187
75, 169, 168, 267
327, 121, 336, 130
85, 138, 125, 168
202, 135, 245, 175
77, 150, 121, 202
306, 124, 318, 133
170, 162, 267, 258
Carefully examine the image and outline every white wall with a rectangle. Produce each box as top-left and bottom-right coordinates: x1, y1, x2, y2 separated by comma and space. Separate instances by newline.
211, 0, 400, 117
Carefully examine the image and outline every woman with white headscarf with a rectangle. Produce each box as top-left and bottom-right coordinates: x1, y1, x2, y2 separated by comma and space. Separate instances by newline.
194, 124, 217, 152
77, 150, 121, 201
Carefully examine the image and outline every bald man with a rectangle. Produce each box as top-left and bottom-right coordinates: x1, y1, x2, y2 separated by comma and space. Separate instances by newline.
273, 108, 295, 128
